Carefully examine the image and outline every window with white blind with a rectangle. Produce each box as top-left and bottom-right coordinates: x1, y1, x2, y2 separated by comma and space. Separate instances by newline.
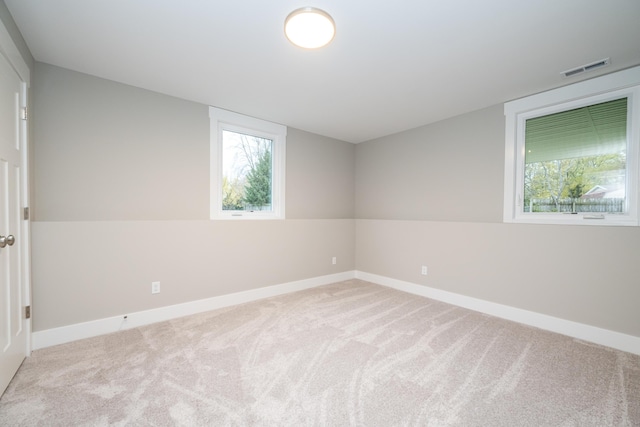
504, 67, 640, 226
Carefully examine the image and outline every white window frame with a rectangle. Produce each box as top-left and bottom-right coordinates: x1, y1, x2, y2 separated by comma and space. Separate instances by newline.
504, 66, 640, 226
210, 107, 286, 220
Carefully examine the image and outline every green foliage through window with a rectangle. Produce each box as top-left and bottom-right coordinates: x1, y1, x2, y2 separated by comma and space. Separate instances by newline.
244, 150, 272, 209
221, 130, 273, 211
523, 98, 627, 213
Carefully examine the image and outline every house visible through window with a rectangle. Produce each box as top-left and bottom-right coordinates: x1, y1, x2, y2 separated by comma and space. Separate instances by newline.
210, 107, 286, 219
503, 66, 640, 226
523, 97, 627, 214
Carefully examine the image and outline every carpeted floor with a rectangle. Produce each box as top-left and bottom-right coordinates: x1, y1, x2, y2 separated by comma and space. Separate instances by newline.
1, 279, 639, 426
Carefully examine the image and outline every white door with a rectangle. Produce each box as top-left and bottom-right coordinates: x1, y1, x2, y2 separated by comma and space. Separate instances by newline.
0, 49, 29, 396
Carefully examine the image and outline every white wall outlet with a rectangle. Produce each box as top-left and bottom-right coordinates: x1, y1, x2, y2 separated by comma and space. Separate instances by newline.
421, 266, 428, 275
332, 256, 337, 265
151, 281, 161, 294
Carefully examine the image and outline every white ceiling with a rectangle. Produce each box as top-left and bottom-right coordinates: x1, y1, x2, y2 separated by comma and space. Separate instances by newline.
5, 0, 640, 143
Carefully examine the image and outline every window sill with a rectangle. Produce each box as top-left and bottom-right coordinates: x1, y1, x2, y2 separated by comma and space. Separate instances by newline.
505, 213, 638, 227
210, 212, 285, 220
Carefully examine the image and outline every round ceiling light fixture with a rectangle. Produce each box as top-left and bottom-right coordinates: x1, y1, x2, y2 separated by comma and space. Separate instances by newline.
284, 7, 335, 49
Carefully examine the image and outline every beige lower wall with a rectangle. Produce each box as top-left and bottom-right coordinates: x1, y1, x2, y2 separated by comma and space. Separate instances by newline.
32, 219, 355, 331
356, 219, 640, 338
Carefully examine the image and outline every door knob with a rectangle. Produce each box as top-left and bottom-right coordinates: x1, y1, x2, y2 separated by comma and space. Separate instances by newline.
0, 235, 15, 248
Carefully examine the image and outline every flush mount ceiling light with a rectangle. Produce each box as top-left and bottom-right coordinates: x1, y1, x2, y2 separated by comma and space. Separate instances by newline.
284, 7, 335, 49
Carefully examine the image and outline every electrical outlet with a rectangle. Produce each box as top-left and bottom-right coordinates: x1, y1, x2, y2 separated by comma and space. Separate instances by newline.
332, 256, 337, 265
421, 266, 428, 276
151, 281, 160, 294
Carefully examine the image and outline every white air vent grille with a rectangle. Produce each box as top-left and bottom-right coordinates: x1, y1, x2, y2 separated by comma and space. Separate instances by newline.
562, 58, 610, 78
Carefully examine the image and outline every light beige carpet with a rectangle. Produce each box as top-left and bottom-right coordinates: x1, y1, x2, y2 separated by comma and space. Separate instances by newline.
1, 279, 638, 426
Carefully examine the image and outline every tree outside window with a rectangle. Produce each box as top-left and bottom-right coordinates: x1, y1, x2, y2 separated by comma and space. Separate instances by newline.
221, 130, 273, 211
210, 106, 286, 220
523, 97, 627, 214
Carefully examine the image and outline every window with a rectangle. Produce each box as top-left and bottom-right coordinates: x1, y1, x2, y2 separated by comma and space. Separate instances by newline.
504, 67, 640, 226
210, 107, 286, 219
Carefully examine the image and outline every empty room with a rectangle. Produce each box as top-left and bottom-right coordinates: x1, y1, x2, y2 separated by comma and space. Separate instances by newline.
1, 1, 639, 425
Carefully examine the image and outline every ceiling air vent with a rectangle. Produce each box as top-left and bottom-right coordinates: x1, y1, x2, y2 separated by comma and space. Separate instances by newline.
561, 58, 610, 78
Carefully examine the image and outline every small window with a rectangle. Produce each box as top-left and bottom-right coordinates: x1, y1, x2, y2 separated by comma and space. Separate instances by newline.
210, 107, 286, 219
504, 67, 640, 226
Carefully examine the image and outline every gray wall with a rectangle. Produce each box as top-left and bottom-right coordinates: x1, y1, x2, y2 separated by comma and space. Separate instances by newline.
28, 62, 640, 340
356, 105, 504, 223
33, 63, 209, 221
33, 63, 356, 222
0, 1, 33, 70
355, 106, 640, 337
31, 63, 355, 330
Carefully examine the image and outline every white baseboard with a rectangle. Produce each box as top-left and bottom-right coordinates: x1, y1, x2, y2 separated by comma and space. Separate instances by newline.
32, 271, 356, 350
356, 271, 640, 355
33, 270, 640, 356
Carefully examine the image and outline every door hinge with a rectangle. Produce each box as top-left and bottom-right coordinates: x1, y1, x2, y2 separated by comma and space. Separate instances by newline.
25, 306, 31, 319
23, 207, 29, 220
20, 107, 28, 121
